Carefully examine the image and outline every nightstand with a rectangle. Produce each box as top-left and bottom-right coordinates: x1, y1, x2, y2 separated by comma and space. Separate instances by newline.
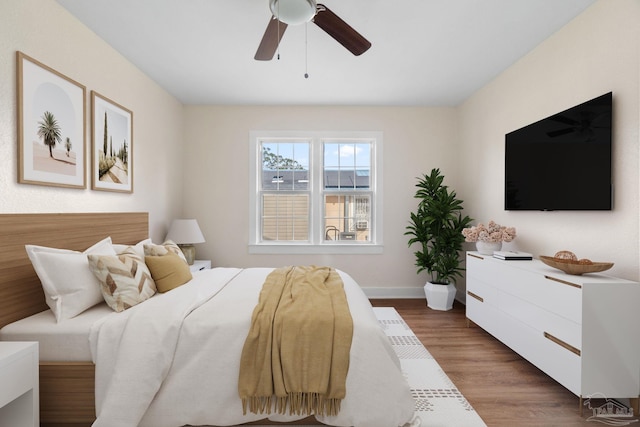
190, 259, 211, 272
0, 342, 39, 427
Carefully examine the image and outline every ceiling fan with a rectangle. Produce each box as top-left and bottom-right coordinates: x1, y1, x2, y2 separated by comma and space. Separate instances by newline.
255, 0, 371, 61
547, 111, 610, 139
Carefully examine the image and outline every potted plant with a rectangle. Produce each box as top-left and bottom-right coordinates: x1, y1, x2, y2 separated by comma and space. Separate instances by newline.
405, 168, 473, 310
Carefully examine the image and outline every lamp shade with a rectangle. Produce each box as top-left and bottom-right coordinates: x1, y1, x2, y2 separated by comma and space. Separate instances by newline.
165, 219, 205, 244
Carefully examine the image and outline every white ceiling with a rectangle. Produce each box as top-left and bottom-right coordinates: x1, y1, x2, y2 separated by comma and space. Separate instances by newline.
55, 0, 596, 106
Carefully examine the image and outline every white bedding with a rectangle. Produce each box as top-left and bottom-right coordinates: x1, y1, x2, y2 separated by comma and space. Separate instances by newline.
0, 303, 112, 361
90, 267, 416, 427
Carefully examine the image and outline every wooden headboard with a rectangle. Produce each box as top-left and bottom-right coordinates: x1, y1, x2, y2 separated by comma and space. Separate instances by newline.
0, 212, 149, 329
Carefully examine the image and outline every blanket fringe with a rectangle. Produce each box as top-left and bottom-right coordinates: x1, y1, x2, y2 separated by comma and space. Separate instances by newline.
242, 393, 342, 417
242, 396, 272, 415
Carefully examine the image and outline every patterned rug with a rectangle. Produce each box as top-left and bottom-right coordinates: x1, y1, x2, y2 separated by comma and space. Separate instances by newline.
374, 307, 487, 427
250, 307, 486, 427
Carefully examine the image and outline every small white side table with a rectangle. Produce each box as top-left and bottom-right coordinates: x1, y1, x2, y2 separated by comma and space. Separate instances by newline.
0, 342, 39, 427
190, 259, 212, 272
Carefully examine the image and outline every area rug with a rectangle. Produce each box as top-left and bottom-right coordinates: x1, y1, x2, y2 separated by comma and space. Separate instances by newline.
374, 307, 487, 427
249, 307, 486, 427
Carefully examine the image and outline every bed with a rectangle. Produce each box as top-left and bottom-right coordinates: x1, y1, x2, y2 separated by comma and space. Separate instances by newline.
0, 212, 417, 427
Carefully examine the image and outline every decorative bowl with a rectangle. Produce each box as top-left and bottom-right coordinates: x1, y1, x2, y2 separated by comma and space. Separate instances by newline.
539, 255, 613, 275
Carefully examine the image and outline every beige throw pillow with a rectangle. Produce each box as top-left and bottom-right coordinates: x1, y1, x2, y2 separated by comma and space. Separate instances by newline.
87, 248, 157, 312
145, 253, 193, 293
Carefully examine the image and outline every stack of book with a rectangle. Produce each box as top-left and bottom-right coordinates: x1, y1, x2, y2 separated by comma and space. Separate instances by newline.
493, 251, 533, 260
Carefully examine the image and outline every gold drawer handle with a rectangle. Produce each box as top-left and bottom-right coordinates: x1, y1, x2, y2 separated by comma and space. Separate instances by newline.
544, 275, 582, 289
544, 332, 581, 356
468, 253, 484, 260
467, 291, 484, 302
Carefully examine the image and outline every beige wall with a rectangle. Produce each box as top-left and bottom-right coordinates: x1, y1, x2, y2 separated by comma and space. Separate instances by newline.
457, 0, 640, 282
183, 106, 458, 295
0, 0, 185, 241
2, 0, 638, 296
184, 0, 640, 296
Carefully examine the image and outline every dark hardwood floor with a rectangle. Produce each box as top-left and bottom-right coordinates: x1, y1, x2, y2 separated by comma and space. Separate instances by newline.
370, 298, 614, 427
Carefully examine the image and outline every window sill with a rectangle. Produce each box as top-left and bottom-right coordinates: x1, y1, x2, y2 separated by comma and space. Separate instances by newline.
248, 243, 383, 255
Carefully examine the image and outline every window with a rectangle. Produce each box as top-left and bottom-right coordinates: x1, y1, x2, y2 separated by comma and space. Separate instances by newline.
249, 131, 382, 254
260, 140, 309, 242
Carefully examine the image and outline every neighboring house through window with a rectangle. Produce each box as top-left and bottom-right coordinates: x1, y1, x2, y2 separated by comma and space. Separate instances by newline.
249, 131, 383, 254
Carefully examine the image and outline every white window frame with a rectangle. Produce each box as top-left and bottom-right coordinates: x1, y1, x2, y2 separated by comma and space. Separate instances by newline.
249, 130, 383, 254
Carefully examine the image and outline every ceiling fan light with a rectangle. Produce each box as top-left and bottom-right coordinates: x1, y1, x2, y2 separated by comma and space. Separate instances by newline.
269, 0, 317, 26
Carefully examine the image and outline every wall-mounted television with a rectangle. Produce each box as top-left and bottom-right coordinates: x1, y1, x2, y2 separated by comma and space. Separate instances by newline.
505, 92, 612, 211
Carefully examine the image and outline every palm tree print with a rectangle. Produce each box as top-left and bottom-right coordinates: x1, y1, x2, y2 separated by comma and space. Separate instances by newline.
37, 111, 62, 158
65, 137, 72, 157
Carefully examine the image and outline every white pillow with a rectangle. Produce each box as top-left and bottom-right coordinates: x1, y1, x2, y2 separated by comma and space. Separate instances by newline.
25, 237, 117, 322
113, 238, 152, 258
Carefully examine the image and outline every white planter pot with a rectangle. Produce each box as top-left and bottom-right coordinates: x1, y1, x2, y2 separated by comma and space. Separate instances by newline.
475, 241, 502, 255
424, 282, 456, 311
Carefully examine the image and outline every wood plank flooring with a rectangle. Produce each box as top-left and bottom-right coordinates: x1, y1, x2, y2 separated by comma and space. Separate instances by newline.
370, 298, 604, 427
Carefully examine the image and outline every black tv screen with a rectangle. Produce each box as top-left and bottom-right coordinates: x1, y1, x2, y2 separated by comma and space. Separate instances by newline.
505, 92, 612, 211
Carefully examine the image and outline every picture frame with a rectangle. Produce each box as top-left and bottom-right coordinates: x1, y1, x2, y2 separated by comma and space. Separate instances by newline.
17, 51, 86, 188
91, 91, 133, 193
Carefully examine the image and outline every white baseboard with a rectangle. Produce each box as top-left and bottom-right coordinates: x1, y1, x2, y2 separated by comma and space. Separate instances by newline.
362, 287, 425, 299
363, 286, 467, 305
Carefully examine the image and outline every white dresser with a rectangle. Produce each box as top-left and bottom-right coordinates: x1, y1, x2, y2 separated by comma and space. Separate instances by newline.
465, 252, 640, 406
0, 342, 39, 427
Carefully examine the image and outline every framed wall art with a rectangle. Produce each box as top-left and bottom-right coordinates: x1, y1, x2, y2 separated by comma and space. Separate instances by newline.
91, 91, 133, 193
17, 51, 86, 188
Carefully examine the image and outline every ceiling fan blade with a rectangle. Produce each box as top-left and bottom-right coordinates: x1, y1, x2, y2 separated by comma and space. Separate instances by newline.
549, 114, 579, 126
313, 4, 371, 56
255, 16, 288, 61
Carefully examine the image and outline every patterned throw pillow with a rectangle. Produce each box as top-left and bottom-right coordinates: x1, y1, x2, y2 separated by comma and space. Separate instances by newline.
87, 247, 157, 312
143, 240, 188, 264
145, 252, 193, 293
113, 238, 152, 258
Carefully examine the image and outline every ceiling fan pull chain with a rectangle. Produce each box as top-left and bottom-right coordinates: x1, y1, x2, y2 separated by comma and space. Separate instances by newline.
277, 1, 281, 60
304, 22, 309, 78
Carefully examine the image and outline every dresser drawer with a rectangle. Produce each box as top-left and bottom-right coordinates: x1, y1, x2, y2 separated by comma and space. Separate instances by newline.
487, 307, 581, 395
466, 294, 502, 338
498, 289, 581, 350
472, 256, 582, 323
528, 321, 582, 395
504, 269, 580, 320
466, 253, 496, 285
520, 274, 582, 324
466, 276, 498, 307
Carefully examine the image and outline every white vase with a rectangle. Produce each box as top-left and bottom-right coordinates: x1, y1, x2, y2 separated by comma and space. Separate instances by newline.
475, 241, 502, 255
423, 282, 457, 311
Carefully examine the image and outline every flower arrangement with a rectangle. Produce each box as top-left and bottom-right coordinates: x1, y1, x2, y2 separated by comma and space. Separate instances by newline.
462, 220, 516, 243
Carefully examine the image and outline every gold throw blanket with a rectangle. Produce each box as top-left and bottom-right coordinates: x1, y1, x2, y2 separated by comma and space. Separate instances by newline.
238, 266, 354, 417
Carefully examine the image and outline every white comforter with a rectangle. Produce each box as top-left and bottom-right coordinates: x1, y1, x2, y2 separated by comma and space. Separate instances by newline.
89, 267, 416, 427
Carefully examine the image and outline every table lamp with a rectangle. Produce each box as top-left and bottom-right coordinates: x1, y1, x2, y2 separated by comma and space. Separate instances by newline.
165, 219, 205, 265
